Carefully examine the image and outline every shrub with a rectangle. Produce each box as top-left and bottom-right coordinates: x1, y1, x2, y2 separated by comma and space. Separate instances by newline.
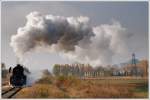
36, 76, 52, 84
16, 84, 66, 98
55, 75, 80, 88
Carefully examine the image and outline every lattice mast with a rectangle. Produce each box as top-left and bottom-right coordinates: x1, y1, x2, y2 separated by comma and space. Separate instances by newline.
132, 53, 137, 76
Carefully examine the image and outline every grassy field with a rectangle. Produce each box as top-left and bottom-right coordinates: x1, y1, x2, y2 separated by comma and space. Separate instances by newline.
14, 76, 148, 98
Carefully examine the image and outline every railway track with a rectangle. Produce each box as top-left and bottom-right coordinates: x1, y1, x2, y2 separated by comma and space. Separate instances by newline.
2, 87, 22, 98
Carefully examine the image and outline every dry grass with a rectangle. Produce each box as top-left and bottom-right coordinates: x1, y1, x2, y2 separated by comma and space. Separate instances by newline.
15, 76, 148, 98
16, 84, 66, 98
66, 80, 134, 98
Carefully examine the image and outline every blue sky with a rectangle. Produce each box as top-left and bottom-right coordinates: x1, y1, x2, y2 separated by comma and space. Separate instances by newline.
1, 1, 148, 71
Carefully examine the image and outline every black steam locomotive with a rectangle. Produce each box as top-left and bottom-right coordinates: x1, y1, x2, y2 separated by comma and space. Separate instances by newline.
9, 64, 27, 87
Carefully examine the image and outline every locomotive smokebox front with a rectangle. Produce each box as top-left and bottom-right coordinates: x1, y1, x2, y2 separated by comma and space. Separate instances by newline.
9, 64, 27, 87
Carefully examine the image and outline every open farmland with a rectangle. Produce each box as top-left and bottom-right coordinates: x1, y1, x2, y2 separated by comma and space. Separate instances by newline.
15, 76, 148, 98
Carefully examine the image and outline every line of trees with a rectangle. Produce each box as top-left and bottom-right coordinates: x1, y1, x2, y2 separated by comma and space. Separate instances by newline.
52, 60, 148, 77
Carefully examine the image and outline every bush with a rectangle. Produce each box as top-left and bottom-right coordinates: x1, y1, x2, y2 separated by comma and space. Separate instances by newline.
55, 75, 80, 88
36, 76, 52, 84
16, 84, 66, 98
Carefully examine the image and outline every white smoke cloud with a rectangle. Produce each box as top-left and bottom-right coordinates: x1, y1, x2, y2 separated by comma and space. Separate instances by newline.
64, 21, 130, 66
10, 11, 131, 66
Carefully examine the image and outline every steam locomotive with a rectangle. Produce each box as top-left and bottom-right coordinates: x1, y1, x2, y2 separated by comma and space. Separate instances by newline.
9, 64, 27, 87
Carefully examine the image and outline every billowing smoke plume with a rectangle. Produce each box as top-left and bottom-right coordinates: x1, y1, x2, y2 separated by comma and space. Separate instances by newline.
10, 11, 130, 66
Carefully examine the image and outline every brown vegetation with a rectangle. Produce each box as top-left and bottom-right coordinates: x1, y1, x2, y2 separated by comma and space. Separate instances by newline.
15, 76, 148, 98
16, 84, 66, 98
